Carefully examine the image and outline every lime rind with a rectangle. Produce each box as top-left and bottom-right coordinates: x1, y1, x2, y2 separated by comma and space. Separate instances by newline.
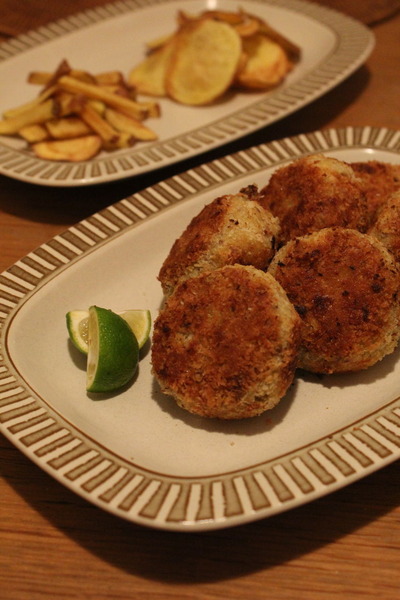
86, 306, 139, 393
66, 308, 151, 354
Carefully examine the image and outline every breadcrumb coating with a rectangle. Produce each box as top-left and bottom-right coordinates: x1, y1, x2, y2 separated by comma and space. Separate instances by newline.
351, 160, 400, 223
268, 227, 400, 374
152, 265, 301, 419
158, 190, 280, 296
258, 154, 368, 244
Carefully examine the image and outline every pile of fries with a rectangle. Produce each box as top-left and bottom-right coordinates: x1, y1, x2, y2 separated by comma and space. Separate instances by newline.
0, 60, 160, 162
129, 9, 301, 106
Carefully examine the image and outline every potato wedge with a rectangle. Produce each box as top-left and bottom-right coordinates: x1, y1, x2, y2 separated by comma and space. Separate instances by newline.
166, 19, 242, 105
235, 34, 291, 89
32, 135, 102, 161
129, 40, 175, 97
19, 123, 49, 143
45, 116, 91, 139
104, 108, 157, 140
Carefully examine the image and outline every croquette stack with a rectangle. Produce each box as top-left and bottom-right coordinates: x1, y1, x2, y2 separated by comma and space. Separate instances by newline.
152, 154, 400, 419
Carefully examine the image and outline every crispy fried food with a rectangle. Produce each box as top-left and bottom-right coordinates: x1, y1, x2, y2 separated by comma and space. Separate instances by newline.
0, 60, 159, 161
268, 227, 400, 374
152, 265, 301, 419
130, 8, 300, 105
32, 135, 102, 161
235, 34, 292, 89
158, 189, 280, 296
350, 160, 400, 223
129, 40, 176, 97
45, 116, 91, 139
165, 18, 242, 105
369, 190, 400, 263
258, 154, 369, 244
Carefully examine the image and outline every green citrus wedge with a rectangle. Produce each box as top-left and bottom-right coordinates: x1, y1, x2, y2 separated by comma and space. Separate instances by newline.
117, 309, 152, 349
86, 306, 139, 393
66, 310, 90, 353
66, 308, 151, 354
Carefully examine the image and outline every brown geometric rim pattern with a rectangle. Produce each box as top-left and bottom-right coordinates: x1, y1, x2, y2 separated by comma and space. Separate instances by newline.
1, 126, 400, 531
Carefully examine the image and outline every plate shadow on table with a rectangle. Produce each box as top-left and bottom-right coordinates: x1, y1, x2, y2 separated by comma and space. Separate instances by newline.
1, 433, 398, 585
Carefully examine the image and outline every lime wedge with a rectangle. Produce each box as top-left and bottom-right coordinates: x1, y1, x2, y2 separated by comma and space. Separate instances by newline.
117, 309, 152, 349
86, 306, 139, 393
66, 310, 90, 353
66, 308, 151, 354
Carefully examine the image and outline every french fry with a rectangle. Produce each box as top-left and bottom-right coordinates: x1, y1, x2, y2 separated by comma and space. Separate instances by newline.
2, 84, 58, 119
27, 71, 53, 86
0, 99, 58, 135
1, 59, 159, 162
32, 135, 102, 161
57, 75, 158, 120
78, 102, 121, 144
95, 71, 125, 86
104, 108, 157, 140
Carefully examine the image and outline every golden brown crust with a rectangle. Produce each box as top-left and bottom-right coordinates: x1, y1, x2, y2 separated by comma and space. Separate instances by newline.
351, 160, 400, 223
158, 191, 280, 296
268, 227, 400, 374
258, 154, 368, 244
152, 265, 301, 419
369, 190, 400, 263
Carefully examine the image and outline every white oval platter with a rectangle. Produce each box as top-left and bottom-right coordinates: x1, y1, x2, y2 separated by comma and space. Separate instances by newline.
1, 126, 400, 531
0, 0, 374, 186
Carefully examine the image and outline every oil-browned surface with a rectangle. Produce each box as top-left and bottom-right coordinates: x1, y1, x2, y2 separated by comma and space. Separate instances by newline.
259, 154, 368, 243
153, 265, 301, 418
269, 227, 400, 373
158, 191, 280, 296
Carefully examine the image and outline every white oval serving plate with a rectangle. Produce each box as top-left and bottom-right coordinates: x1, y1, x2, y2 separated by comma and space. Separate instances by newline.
1, 126, 400, 531
0, 0, 374, 186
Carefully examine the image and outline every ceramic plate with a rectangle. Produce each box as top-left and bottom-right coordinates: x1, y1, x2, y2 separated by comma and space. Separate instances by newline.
1, 126, 400, 530
0, 0, 374, 187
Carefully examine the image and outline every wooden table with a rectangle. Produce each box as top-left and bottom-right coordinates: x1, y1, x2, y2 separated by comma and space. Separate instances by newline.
1, 2, 399, 599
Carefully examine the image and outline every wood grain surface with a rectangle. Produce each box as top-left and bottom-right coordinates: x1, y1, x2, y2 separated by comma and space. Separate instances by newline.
0, 2, 399, 599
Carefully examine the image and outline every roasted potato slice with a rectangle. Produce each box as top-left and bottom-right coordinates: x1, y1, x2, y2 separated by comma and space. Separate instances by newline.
166, 18, 242, 105
235, 34, 292, 89
129, 40, 175, 97
32, 135, 102, 161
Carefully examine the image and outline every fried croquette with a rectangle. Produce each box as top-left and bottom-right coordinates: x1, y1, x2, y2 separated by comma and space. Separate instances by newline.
268, 227, 400, 374
350, 160, 400, 223
152, 265, 301, 419
258, 154, 368, 244
158, 191, 280, 296
369, 190, 400, 263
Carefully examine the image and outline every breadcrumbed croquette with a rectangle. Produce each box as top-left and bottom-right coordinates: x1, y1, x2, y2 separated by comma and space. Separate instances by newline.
158, 191, 280, 296
369, 190, 400, 264
152, 265, 301, 419
268, 227, 400, 374
350, 160, 400, 223
258, 154, 368, 244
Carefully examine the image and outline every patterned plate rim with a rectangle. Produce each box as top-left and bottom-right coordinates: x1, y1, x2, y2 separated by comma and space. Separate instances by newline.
1, 126, 400, 531
0, 0, 374, 187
